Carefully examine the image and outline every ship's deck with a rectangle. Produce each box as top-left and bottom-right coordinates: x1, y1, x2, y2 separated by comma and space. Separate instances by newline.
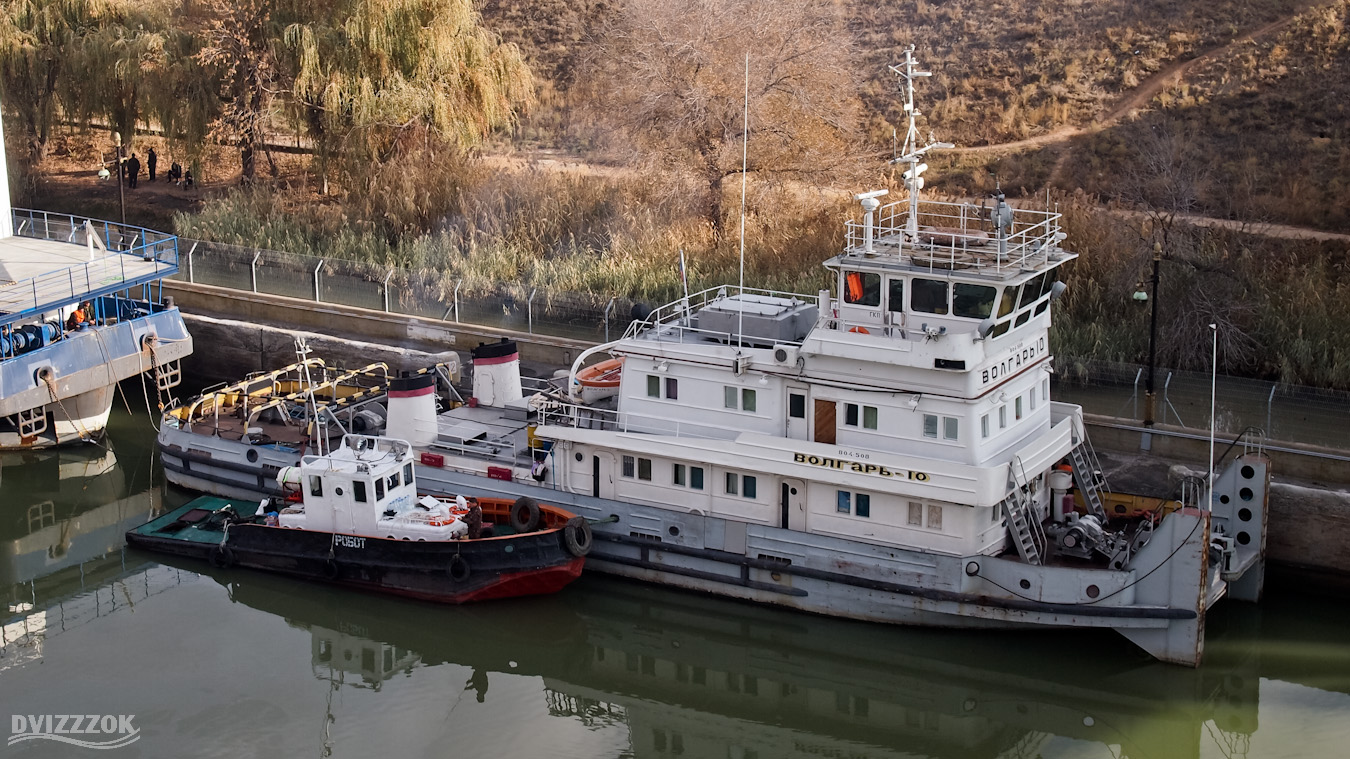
0, 227, 178, 326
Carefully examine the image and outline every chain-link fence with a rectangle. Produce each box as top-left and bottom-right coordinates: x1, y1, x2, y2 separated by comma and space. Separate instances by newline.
173, 239, 1348, 450
174, 238, 643, 343
1053, 359, 1350, 449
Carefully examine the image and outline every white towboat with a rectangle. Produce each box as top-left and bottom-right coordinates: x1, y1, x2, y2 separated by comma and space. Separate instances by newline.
163, 49, 1270, 665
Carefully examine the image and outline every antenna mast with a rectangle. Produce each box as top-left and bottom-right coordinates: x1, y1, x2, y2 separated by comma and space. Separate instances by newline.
889, 46, 953, 238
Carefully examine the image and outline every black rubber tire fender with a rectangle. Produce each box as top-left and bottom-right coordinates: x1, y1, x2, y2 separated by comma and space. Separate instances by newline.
509, 497, 542, 533
450, 554, 471, 583
563, 517, 592, 558
208, 545, 236, 569
323, 559, 340, 580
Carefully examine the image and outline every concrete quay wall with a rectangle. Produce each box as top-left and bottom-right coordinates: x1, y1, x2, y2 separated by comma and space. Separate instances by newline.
164, 281, 1350, 584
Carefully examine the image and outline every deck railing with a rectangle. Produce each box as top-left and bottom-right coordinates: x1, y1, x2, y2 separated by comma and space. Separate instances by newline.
622, 285, 819, 342
844, 198, 1064, 272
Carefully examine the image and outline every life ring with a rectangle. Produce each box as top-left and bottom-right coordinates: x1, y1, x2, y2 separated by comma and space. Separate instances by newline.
208, 545, 236, 569
510, 497, 542, 533
323, 559, 340, 580
563, 517, 593, 557
849, 326, 870, 335
450, 554, 471, 582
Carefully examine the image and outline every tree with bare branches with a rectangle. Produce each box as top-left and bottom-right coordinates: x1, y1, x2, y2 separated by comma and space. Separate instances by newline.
588, 0, 867, 238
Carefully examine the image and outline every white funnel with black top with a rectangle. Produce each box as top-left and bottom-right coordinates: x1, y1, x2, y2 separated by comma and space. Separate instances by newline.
385, 373, 438, 446
472, 338, 523, 408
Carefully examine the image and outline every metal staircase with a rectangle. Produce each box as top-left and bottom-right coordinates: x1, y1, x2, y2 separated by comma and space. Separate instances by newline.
1000, 467, 1046, 566
1068, 427, 1109, 521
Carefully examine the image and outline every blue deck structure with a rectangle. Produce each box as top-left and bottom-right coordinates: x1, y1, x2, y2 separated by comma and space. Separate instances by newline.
0, 211, 193, 448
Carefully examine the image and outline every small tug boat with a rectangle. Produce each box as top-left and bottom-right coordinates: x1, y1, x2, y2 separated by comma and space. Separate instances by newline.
128, 434, 590, 603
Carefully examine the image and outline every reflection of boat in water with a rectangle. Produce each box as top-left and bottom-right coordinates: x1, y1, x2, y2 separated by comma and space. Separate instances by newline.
207, 565, 1272, 759
0, 442, 167, 671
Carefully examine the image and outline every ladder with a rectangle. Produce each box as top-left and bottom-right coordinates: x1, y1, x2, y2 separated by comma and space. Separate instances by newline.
1068, 426, 1109, 521
1000, 470, 1046, 565
156, 358, 182, 391
15, 407, 47, 437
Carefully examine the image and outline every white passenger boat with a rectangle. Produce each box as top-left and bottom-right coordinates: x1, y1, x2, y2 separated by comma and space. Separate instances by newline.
0, 105, 191, 448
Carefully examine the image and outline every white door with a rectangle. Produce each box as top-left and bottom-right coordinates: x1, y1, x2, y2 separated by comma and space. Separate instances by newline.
592, 453, 616, 499
786, 384, 810, 440
782, 478, 807, 531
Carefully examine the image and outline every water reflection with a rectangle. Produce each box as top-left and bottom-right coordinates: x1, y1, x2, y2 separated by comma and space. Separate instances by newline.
0, 438, 166, 673
197, 568, 1287, 759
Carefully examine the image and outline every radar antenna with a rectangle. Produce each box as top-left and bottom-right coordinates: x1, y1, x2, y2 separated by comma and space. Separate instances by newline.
888, 46, 954, 238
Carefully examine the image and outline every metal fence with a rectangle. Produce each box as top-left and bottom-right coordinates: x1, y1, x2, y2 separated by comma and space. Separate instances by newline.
1053, 359, 1350, 449
172, 239, 1348, 450
174, 238, 641, 343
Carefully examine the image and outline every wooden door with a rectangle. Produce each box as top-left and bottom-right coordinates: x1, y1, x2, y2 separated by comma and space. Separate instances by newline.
814, 399, 836, 444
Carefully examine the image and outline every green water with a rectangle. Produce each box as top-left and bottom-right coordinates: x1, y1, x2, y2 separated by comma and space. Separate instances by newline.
2, 408, 1348, 759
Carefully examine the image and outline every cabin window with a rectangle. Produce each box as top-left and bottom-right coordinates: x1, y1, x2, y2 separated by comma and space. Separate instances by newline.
837, 490, 851, 514
691, 467, 705, 490
403, 463, 413, 484
927, 505, 944, 531
665, 377, 679, 400
844, 271, 881, 306
845, 403, 859, 426
856, 493, 871, 518
1029, 389, 1037, 411
923, 414, 938, 438
725, 473, 756, 499
1043, 378, 1049, 402
354, 481, 367, 503
910, 278, 949, 314
845, 404, 879, 430
952, 283, 997, 319
887, 279, 905, 313
908, 501, 923, 526
638, 458, 652, 481
789, 393, 806, 418
1015, 396, 1024, 421
309, 475, 323, 497
647, 375, 660, 398
943, 417, 959, 441
999, 406, 1007, 429
622, 455, 635, 477
674, 464, 686, 486
725, 387, 758, 412
981, 414, 990, 439
1020, 273, 1048, 309
374, 478, 385, 501
387, 473, 400, 489
864, 406, 878, 429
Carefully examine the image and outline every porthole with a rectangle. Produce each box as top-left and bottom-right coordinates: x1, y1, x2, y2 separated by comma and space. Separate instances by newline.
1220, 494, 1230, 504
668, 525, 681, 537
1237, 532, 1251, 545
505, 544, 514, 553
1239, 487, 1254, 502
1238, 507, 1252, 522
1241, 465, 1255, 480
1086, 584, 1100, 599
1019, 579, 1031, 590
246, 449, 259, 463
575, 452, 584, 462
335, 487, 344, 496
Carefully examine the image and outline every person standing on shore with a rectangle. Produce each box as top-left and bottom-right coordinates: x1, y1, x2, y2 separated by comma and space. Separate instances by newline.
147, 147, 157, 182
127, 153, 141, 188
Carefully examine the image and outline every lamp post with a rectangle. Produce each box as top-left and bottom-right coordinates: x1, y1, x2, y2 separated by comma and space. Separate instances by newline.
113, 131, 125, 225
1133, 242, 1162, 426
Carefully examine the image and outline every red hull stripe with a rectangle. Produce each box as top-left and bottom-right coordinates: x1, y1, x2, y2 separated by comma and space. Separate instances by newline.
472, 353, 519, 366
389, 386, 435, 398
337, 557, 585, 604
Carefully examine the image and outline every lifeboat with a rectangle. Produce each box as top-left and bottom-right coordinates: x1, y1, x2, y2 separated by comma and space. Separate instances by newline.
573, 357, 624, 403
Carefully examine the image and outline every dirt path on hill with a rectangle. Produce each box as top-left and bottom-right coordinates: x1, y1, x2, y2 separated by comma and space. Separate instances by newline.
958, 4, 1316, 162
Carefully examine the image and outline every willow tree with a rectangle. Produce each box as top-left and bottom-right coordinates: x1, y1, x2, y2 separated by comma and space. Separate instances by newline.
0, 0, 87, 163
281, 0, 534, 226
589, 0, 866, 238
195, 0, 278, 183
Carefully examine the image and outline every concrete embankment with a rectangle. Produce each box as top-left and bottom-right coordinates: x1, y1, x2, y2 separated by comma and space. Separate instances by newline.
165, 280, 1350, 586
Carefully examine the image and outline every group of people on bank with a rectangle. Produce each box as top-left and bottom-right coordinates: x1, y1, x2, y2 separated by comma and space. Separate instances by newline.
115, 146, 193, 189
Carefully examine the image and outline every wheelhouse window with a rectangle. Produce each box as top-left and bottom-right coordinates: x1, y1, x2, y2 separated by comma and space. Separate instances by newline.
991, 287, 1017, 338
354, 481, 367, 503
910, 278, 949, 314
374, 478, 385, 501
887, 278, 905, 313
844, 271, 881, 306
309, 475, 323, 497
952, 283, 997, 319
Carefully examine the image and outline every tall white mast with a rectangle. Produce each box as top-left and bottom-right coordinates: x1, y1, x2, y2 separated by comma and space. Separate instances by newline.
889, 46, 952, 238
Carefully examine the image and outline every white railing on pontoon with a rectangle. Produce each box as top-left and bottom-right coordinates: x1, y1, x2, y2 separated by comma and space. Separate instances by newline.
537, 399, 737, 441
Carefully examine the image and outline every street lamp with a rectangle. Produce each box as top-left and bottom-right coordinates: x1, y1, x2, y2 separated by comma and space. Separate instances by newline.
113, 131, 125, 225
1133, 242, 1162, 426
